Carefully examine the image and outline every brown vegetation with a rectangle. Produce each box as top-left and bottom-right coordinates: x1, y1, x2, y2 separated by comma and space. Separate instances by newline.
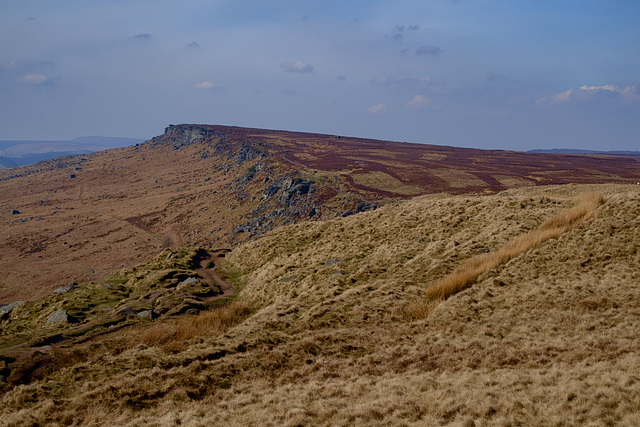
140, 300, 251, 352
2, 124, 639, 302
425, 191, 605, 300
1, 183, 639, 426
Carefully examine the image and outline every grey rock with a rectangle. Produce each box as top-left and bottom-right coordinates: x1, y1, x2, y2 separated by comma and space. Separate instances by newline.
114, 305, 136, 316
165, 251, 177, 261
324, 259, 343, 266
53, 282, 78, 294
10, 209, 20, 215
136, 310, 156, 320
179, 277, 199, 287
47, 310, 71, 324
0, 301, 25, 320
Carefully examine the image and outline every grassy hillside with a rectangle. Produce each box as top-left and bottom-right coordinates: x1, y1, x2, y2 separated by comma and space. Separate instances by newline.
1, 183, 639, 426
3, 124, 639, 304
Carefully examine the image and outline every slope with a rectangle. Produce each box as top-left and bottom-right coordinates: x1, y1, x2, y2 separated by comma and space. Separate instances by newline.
1, 183, 638, 426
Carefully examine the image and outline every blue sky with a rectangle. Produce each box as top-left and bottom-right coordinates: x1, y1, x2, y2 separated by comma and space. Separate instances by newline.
1, 0, 638, 151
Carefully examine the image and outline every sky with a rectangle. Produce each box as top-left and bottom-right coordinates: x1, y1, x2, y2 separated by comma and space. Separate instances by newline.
1, 0, 639, 151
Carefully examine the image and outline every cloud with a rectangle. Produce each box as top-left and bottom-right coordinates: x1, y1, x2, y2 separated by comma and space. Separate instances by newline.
416, 45, 442, 55
536, 84, 639, 105
486, 73, 518, 83
280, 60, 314, 73
186, 41, 200, 48
371, 76, 432, 90
132, 33, 152, 40
193, 81, 227, 90
394, 24, 420, 32
367, 103, 386, 114
279, 88, 298, 95
336, 75, 347, 81
19, 73, 48, 85
406, 94, 430, 109
1, 60, 25, 71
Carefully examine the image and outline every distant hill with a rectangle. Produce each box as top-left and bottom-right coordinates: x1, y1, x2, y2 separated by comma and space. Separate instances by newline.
529, 148, 640, 156
0, 136, 145, 168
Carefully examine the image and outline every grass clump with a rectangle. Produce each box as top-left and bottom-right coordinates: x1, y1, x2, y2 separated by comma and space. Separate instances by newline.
141, 300, 251, 352
425, 192, 605, 300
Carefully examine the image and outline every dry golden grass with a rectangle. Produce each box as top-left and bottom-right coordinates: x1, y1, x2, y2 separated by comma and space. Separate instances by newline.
425, 192, 604, 300
141, 300, 251, 352
2, 184, 639, 426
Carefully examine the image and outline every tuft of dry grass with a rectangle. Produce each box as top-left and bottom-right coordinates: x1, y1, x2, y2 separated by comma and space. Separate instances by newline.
425, 192, 604, 300
398, 299, 438, 321
141, 300, 251, 352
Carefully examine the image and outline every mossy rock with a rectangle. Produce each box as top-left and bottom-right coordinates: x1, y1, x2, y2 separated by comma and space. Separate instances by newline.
176, 277, 218, 298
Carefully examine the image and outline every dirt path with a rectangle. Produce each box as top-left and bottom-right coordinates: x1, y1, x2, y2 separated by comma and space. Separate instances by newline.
195, 250, 236, 302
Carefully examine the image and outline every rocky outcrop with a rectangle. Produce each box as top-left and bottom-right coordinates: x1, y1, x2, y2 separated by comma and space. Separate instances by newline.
233, 173, 322, 238
150, 124, 224, 150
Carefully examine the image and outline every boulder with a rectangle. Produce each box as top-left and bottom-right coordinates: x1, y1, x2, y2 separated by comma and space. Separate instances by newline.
10, 209, 20, 215
47, 310, 72, 324
114, 305, 136, 316
0, 301, 25, 321
53, 282, 78, 294
136, 310, 156, 320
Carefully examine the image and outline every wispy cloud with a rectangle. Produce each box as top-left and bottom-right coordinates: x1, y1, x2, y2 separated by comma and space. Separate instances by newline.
132, 33, 152, 40
19, 73, 48, 85
193, 81, 227, 90
367, 103, 386, 114
537, 84, 639, 105
406, 94, 430, 109
1, 60, 25, 71
280, 60, 314, 73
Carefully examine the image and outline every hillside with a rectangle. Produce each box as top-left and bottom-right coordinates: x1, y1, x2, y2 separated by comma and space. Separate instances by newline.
1, 124, 639, 303
0, 136, 144, 169
0, 183, 638, 426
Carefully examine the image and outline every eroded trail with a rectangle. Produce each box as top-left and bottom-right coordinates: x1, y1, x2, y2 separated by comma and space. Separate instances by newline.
194, 250, 237, 302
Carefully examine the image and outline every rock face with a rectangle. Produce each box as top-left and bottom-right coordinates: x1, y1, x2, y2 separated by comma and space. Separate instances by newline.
46, 310, 72, 324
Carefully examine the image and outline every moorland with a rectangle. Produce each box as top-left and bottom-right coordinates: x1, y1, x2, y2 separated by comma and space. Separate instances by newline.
1, 125, 639, 426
